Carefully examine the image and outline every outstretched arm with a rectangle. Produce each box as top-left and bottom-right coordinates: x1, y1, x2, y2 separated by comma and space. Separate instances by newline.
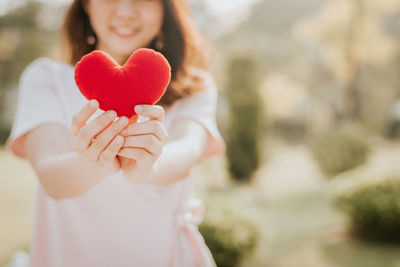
24, 124, 116, 200
118, 105, 208, 185
150, 118, 209, 185
24, 101, 128, 200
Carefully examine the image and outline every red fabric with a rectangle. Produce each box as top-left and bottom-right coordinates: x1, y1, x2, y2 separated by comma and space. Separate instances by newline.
74, 48, 171, 118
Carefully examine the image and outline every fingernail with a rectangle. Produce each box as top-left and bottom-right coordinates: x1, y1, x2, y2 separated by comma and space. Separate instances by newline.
135, 106, 143, 112
119, 116, 128, 125
107, 110, 116, 118
115, 135, 123, 144
89, 100, 98, 108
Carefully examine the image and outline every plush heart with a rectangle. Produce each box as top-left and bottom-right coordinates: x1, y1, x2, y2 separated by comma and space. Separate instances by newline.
74, 48, 171, 118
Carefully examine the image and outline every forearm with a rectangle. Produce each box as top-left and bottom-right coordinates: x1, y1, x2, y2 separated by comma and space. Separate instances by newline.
150, 139, 203, 185
35, 151, 115, 200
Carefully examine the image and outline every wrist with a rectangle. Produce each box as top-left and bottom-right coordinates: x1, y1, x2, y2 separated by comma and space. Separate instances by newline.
74, 151, 119, 177
147, 161, 160, 185
122, 161, 160, 185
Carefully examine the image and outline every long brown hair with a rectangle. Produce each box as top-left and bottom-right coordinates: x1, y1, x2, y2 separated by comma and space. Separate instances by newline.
60, 0, 210, 107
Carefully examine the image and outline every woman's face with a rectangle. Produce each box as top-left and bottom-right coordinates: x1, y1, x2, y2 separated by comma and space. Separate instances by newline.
85, 0, 164, 65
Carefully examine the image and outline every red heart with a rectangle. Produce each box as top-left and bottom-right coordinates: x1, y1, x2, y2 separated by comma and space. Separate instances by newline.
74, 48, 171, 118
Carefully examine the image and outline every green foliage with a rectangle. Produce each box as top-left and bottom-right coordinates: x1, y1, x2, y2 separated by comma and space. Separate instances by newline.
0, 1, 59, 144
272, 118, 307, 143
0, 1, 57, 89
199, 203, 259, 267
309, 128, 370, 176
0, 126, 10, 144
335, 178, 400, 242
224, 54, 265, 182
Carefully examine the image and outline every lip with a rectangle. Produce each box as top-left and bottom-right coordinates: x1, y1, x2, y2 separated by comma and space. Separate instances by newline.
112, 28, 140, 39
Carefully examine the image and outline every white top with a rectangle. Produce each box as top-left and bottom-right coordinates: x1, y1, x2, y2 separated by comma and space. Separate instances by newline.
6, 58, 226, 267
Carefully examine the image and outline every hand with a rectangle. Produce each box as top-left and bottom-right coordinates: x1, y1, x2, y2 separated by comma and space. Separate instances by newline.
69, 100, 129, 173
118, 105, 169, 184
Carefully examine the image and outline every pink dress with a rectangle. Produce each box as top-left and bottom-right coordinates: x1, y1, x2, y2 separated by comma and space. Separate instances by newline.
6, 58, 226, 267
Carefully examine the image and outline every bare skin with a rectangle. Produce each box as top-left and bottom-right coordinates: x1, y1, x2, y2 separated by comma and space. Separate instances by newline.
23, 99, 208, 200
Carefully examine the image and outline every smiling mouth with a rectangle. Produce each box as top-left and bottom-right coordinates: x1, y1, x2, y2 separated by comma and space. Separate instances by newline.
112, 28, 140, 38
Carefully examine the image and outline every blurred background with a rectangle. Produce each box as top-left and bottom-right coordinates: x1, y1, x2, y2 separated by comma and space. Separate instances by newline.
1, 0, 400, 266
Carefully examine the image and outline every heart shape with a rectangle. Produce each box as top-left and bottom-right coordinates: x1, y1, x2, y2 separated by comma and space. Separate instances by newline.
74, 48, 171, 118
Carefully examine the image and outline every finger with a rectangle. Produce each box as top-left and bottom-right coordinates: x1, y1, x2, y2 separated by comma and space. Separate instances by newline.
117, 147, 153, 161
120, 120, 168, 143
134, 105, 165, 123
128, 114, 139, 124
75, 110, 117, 149
99, 135, 124, 163
70, 100, 99, 136
89, 116, 129, 155
122, 135, 162, 156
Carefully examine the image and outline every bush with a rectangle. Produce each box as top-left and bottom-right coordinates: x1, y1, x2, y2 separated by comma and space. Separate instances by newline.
309, 129, 370, 176
271, 118, 307, 143
199, 203, 259, 267
335, 178, 400, 242
224, 54, 264, 182
0, 126, 11, 145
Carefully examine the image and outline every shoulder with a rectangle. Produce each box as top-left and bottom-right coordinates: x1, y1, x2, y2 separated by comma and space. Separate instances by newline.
169, 68, 219, 114
22, 57, 56, 75
20, 57, 73, 93
20, 58, 55, 85
183, 67, 218, 100
22, 57, 72, 81
190, 67, 217, 91
192, 68, 219, 103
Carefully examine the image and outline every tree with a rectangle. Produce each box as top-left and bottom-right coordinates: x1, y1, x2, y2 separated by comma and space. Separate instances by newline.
224, 54, 264, 182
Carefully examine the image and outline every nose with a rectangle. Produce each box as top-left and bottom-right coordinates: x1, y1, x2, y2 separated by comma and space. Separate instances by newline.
114, 0, 139, 21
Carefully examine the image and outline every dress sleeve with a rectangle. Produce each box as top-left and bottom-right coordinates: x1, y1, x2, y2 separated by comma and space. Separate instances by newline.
170, 71, 226, 158
6, 58, 66, 159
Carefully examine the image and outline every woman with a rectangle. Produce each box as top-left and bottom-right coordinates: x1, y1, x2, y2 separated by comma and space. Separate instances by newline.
6, 0, 226, 266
